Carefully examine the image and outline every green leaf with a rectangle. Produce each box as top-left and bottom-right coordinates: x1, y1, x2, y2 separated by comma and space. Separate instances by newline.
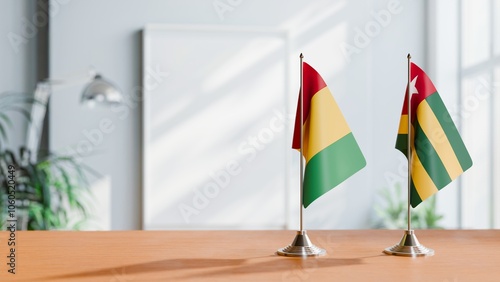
2, 106, 32, 122
0, 124, 7, 143
0, 112, 13, 127
28, 204, 44, 230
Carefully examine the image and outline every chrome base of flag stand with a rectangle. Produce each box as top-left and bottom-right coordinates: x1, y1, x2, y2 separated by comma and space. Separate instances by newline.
277, 230, 326, 257
383, 230, 434, 257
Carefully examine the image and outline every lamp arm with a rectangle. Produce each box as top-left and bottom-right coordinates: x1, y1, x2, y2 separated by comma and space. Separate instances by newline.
24, 67, 121, 161
44, 68, 97, 92
25, 67, 97, 161
25, 82, 51, 162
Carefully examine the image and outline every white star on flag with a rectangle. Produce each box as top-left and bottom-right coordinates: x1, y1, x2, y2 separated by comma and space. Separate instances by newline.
409, 75, 419, 96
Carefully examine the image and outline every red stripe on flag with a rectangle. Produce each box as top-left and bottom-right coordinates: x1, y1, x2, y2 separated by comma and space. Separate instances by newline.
400, 63, 438, 123
292, 62, 328, 149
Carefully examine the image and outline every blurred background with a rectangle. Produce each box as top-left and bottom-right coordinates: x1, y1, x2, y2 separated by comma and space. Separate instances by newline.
0, 0, 498, 230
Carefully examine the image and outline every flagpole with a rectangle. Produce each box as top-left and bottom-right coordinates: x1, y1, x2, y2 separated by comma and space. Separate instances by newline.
383, 53, 434, 257
299, 53, 304, 232
277, 53, 325, 257
406, 53, 412, 232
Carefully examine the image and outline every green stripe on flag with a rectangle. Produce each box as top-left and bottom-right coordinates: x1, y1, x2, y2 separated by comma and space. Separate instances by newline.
395, 133, 408, 156
410, 179, 423, 208
414, 119, 452, 189
425, 93, 473, 171
303, 132, 366, 208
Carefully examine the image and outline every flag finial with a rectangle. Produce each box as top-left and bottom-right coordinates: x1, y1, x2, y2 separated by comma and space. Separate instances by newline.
407, 53, 411, 59
300, 53, 303, 59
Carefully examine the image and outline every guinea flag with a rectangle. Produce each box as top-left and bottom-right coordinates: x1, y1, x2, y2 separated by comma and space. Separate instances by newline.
292, 62, 366, 208
396, 62, 473, 208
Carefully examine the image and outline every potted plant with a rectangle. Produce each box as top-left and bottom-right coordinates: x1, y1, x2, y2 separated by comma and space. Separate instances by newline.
373, 182, 444, 229
0, 92, 95, 230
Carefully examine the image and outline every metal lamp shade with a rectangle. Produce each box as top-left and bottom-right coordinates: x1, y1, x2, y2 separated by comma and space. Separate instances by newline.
81, 74, 122, 106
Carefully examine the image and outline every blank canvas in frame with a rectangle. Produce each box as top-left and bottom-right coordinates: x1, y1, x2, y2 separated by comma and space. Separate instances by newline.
142, 25, 289, 229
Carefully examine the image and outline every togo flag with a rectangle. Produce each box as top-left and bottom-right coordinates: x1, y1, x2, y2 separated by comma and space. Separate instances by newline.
396, 62, 473, 207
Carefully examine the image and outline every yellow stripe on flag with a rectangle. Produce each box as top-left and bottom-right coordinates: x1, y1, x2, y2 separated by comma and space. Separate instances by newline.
302, 87, 351, 163
411, 148, 439, 201
397, 115, 414, 141
398, 115, 408, 134
417, 100, 464, 180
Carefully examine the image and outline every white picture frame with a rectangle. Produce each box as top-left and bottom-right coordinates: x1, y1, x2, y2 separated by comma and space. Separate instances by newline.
142, 24, 292, 230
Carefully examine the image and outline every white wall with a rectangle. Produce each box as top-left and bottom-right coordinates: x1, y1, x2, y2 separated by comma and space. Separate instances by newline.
49, 0, 426, 230
0, 0, 37, 150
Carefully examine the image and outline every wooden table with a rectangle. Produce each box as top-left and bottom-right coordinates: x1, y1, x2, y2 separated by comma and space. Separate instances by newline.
0, 230, 499, 281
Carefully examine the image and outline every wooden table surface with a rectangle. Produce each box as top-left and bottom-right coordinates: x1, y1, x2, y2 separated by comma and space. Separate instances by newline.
0, 229, 499, 281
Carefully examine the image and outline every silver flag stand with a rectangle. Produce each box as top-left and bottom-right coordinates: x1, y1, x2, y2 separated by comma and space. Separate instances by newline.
277, 230, 326, 257
384, 230, 434, 257
277, 53, 326, 257
383, 54, 434, 257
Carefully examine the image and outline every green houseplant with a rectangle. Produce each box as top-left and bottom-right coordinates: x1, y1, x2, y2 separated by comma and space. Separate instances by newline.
373, 182, 444, 229
0, 92, 94, 230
